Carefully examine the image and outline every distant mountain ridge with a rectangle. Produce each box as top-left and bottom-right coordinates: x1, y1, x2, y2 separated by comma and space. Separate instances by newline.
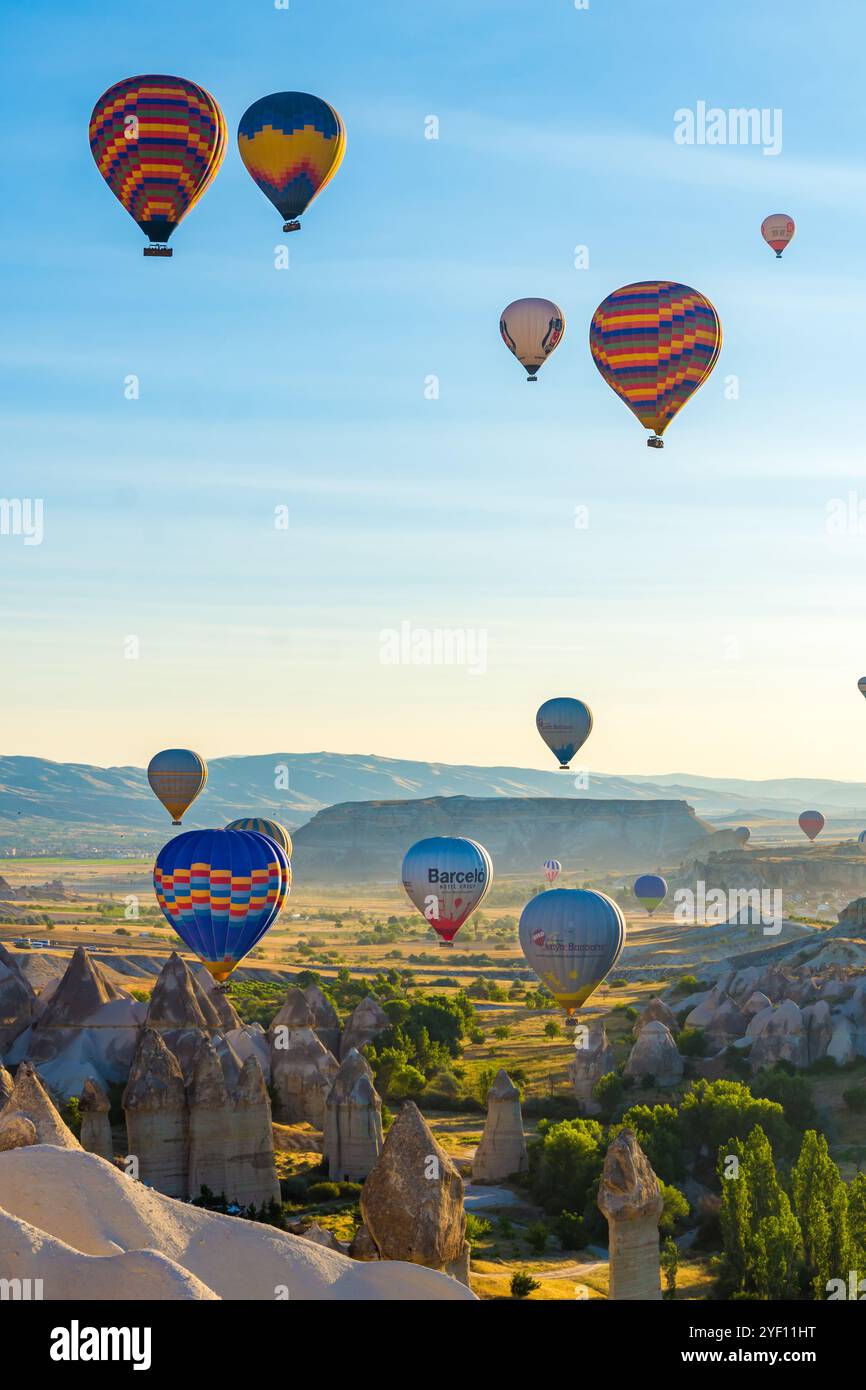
1, 752, 865, 852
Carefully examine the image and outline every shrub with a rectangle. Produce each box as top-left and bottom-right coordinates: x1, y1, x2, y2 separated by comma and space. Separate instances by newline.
306, 1181, 342, 1203
465, 1214, 493, 1245
526, 1221, 549, 1253
554, 1210, 586, 1250
511, 1271, 540, 1299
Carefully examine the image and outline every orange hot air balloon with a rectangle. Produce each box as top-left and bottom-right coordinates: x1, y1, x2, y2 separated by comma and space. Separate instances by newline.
147, 749, 207, 824
761, 214, 795, 259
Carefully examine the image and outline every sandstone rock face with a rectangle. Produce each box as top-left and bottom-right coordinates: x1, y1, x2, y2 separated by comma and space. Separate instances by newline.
224, 1054, 280, 1209
472, 1069, 528, 1181
145, 952, 225, 1032
303, 984, 341, 1055
743, 991, 772, 1017
79, 1077, 113, 1160
324, 1049, 383, 1181
0, 1061, 81, 1149
271, 1025, 339, 1126
802, 1000, 832, 1065
340, 996, 390, 1060
748, 1000, 808, 1072
349, 1223, 380, 1261
0, 1063, 12, 1109
360, 1102, 467, 1280
0, 944, 38, 1052
187, 1037, 230, 1200
828, 1015, 858, 1066
269, 988, 314, 1035
123, 1029, 188, 1198
597, 1128, 663, 1301
624, 1021, 683, 1087
635, 998, 678, 1034
193, 967, 242, 1029
0, 1112, 38, 1151
36, 946, 128, 1028
570, 1023, 614, 1113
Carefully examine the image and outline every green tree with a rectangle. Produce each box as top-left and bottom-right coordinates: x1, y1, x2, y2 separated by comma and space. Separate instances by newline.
791, 1130, 850, 1298
660, 1235, 678, 1300
510, 1271, 540, 1299
659, 1182, 690, 1236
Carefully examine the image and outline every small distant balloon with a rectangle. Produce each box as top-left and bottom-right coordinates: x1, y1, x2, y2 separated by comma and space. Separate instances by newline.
401, 836, 492, 945
589, 281, 722, 447
227, 817, 293, 858
147, 749, 207, 825
858, 830, 866, 853
734, 826, 751, 847
761, 213, 795, 259
633, 873, 667, 914
500, 298, 565, 382
799, 810, 824, 842
536, 697, 593, 770
543, 859, 562, 883
518, 888, 626, 1020
858, 676, 866, 700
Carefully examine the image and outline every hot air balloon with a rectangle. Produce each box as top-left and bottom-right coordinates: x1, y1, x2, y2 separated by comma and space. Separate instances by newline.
237, 92, 345, 232
518, 888, 625, 1022
589, 281, 722, 447
154, 828, 290, 983
858, 830, 866, 852
858, 677, 866, 700
401, 836, 492, 945
89, 76, 227, 256
226, 818, 293, 858
799, 811, 824, 842
761, 214, 795, 259
147, 749, 207, 825
499, 298, 565, 382
536, 697, 593, 770
734, 826, 751, 847
543, 859, 562, 883
633, 873, 667, 914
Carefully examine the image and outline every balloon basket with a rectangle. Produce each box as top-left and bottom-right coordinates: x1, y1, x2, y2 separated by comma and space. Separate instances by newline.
527, 375, 538, 383
564, 1015, 578, 1029
282, 220, 301, 233
558, 764, 570, 771
144, 245, 172, 258
647, 436, 664, 449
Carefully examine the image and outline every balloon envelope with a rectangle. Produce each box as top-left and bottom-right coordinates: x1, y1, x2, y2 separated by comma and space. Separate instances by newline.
237, 92, 345, 225
761, 213, 795, 258
543, 859, 562, 883
589, 281, 722, 444
858, 677, 866, 700
154, 828, 291, 982
799, 811, 824, 841
148, 749, 207, 825
401, 836, 492, 944
536, 697, 593, 769
518, 888, 626, 1015
89, 76, 226, 249
500, 298, 565, 381
734, 826, 751, 846
858, 830, 866, 853
227, 817, 293, 858
633, 873, 667, 913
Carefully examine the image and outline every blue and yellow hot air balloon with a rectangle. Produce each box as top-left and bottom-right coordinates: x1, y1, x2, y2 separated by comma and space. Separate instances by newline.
518, 889, 626, 1022
589, 282, 722, 447
633, 873, 668, 915
89, 75, 227, 256
147, 749, 207, 825
227, 817, 293, 858
154, 828, 291, 983
536, 697, 593, 770
237, 92, 345, 232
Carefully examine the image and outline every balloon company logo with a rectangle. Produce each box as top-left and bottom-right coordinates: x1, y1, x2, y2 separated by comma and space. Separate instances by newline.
531, 928, 546, 947
379, 622, 488, 676
533, 933, 605, 954
427, 869, 486, 885
0, 498, 43, 546
673, 102, 782, 156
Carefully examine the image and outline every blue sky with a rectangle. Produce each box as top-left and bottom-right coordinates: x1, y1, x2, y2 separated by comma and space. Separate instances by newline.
3, 0, 866, 779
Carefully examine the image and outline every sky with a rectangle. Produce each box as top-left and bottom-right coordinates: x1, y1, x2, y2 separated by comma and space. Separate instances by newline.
3, 0, 866, 779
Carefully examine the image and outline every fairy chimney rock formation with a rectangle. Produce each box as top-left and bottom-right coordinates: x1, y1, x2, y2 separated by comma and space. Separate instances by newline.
194, 966, 243, 1029
225, 1054, 280, 1209
0, 1061, 82, 1150
79, 1076, 113, 1160
187, 1036, 230, 1200
472, 1069, 528, 1181
303, 983, 342, 1055
623, 1021, 684, 1087
360, 1102, 468, 1283
122, 1029, 188, 1198
270, 992, 339, 1126
36, 946, 128, 1028
570, 1022, 614, 1114
145, 952, 224, 1032
324, 1048, 383, 1181
0, 943, 38, 1051
340, 995, 390, 1060
597, 1128, 664, 1301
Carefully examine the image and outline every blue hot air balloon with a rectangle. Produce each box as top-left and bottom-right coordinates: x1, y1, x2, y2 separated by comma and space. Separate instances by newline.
401, 836, 492, 945
858, 830, 866, 853
518, 888, 625, 1020
633, 874, 667, 914
734, 826, 751, 847
536, 697, 593, 770
154, 828, 291, 982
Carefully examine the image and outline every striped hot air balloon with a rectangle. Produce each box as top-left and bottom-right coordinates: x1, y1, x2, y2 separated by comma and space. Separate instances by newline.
518, 889, 626, 1022
543, 859, 562, 883
536, 698, 593, 770
799, 811, 824, 842
589, 281, 722, 447
761, 214, 795, 259
89, 76, 227, 255
154, 828, 291, 983
499, 298, 565, 381
237, 92, 345, 232
227, 818, 293, 858
401, 836, 492, 945
633, 873, 667, 914
147, 749, 207, 825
